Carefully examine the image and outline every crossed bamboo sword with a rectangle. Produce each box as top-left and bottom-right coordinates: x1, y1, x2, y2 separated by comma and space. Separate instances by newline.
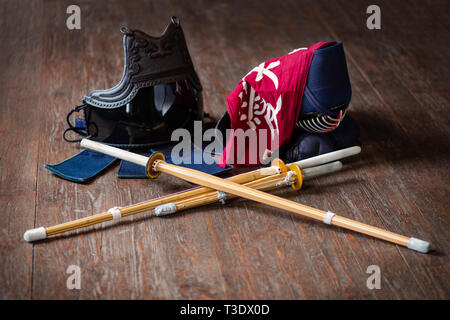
24, 139, 430, 253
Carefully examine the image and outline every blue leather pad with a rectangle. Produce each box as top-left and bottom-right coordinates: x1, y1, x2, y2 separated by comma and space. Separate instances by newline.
118, 144, 233, 178
300, 41, 352, 116
44, 149, 117, 183
45, 143, 232, 183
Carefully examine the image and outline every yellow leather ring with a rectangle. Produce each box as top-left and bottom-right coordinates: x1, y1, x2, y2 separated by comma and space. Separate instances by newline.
146, 152, 165, 179
271, 158, 287, 173
288, 164, 303, 191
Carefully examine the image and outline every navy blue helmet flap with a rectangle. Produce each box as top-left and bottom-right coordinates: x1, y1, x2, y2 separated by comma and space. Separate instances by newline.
297, 41, 352, 133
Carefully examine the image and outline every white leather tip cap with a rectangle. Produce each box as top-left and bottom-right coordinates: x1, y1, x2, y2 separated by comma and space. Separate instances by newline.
154, 203, 177, 217
407, 237, 430, 253
24, 227, 47, 242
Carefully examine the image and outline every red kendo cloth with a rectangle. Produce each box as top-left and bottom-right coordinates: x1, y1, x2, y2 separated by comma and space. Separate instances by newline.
219, 42, 333, 167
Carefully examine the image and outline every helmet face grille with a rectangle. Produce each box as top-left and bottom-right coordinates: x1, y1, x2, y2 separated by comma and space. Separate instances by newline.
296, 109, 346, 133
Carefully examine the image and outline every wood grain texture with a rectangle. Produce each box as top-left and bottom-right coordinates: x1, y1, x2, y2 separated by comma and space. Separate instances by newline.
0, 0, 448, 299
0, 0, 44, 299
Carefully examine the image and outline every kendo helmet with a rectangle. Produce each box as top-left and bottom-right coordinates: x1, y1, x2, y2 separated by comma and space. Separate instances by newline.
214, 41, 352, 152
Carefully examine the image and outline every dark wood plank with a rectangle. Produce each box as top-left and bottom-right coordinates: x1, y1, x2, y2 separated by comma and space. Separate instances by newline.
0, 0, 44, 299
306, 0, 450, 298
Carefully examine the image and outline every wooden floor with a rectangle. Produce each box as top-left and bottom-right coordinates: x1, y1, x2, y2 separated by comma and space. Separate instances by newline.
0, 0, 449, 299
